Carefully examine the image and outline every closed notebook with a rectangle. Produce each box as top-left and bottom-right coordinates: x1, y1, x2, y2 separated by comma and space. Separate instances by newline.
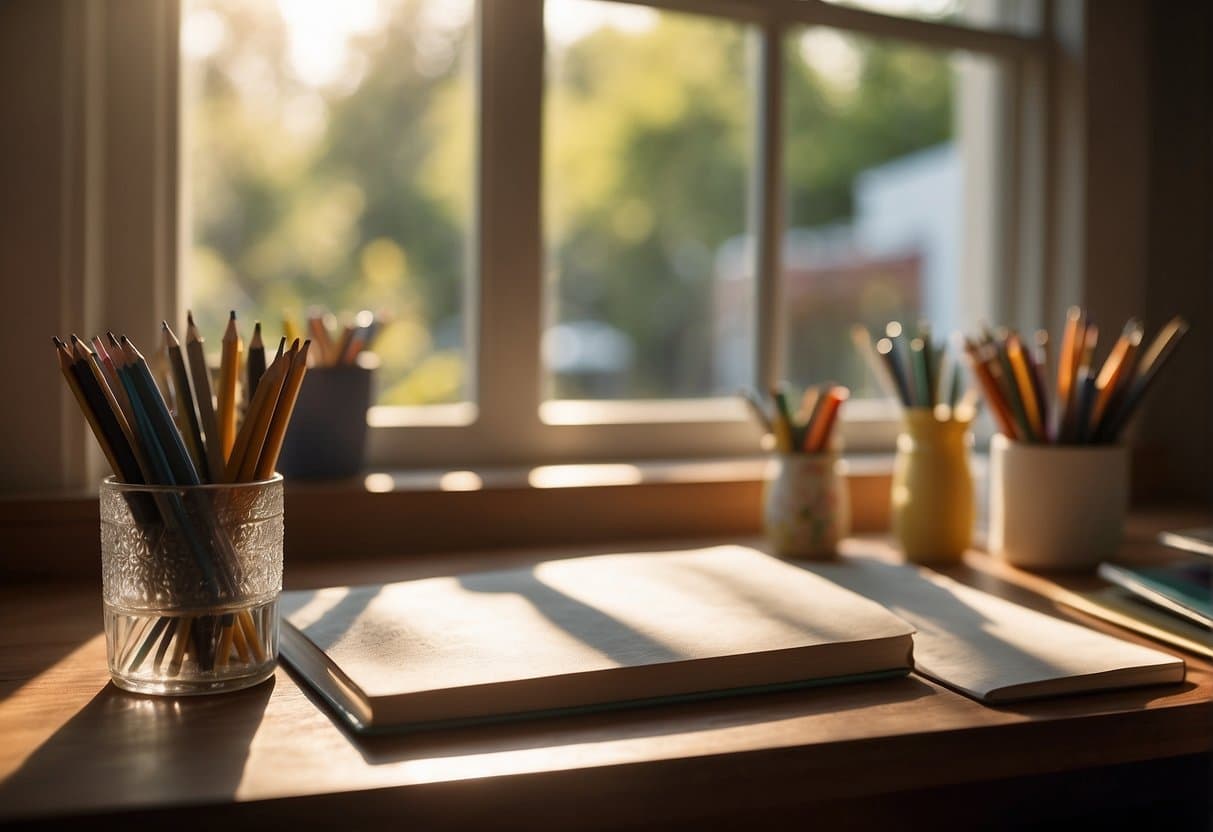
278, 545, 916, 734
1097, 560, 1213, 629
805, 556, 1186, 704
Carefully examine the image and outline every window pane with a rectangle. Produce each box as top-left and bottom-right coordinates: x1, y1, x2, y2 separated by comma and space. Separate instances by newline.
182, 0, 473, 406
823, 0, 1042, 35
776, 29, 1003, 399
544, 1, 756, 401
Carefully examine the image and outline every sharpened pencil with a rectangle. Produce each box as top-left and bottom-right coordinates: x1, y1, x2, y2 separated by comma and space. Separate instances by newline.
804, 386, 849, 453
254, 339, 312, 479
247, 321, 266, 401
1089, 319, 1142, 438
217, 311, 242, 461
163, 322, 209, 482
225, 342, 293, 482
186, 312, 227, 480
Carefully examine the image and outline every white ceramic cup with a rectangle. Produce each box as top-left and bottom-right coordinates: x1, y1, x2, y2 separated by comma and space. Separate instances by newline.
987, 434, 1128, 571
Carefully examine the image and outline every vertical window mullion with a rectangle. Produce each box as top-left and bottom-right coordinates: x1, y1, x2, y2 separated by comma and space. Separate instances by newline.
474, 0, 546, 457
752, 20, 785, 393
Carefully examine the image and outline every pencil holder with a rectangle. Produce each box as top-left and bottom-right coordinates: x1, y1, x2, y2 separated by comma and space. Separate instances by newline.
988, 434, 1128, 571
891, 409, 974, 564
277, 364, 374, 479
763, 451, 850, 559
100, 475, 284, 695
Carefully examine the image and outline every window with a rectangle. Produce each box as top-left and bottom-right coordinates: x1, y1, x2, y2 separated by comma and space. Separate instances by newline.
177, 0, 1050, 467
182, 0, 474, 409
544, 1, 756, 402
778, 31, 1004, 402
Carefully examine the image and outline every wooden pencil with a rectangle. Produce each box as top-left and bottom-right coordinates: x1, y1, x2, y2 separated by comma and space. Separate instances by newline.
334, 321, 356, 366
92, 334, 139, 445
804, 386, 848, 453
254, 339, 312, 479
909, 338, 929, 408
1100, 315, 1189, 441
163, 322, 209, 482
120, 337, 201, 486
224, 343, 292, 482
1056, 307, 1080, 426
308, 313, 334, 366
55, 338, 128, 481
769, 385, 795, 452
850, 324, 900, 402
962, 339, 1017, 439
216, 311, 242, 462
990, 338, 1034, 441
247, 321, 266, 401
799, 385, 828, 451
1006, 333, 1044, 441
186, 312, 227, 480
1089, 319, 1143, 437
876, 337, 911, 407
340, 329, 367, 365
917, 322, 936, 406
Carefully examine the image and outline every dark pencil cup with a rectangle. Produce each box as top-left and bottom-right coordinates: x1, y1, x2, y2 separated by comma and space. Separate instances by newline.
277, 365, 374, 480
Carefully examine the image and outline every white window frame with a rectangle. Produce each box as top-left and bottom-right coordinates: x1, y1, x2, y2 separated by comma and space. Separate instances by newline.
368, 0, 1061, 467
31, 0, 1077, 482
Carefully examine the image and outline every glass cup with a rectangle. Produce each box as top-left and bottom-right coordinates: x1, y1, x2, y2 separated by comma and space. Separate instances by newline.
100, 475, 284, 695
763, 451, 850, 559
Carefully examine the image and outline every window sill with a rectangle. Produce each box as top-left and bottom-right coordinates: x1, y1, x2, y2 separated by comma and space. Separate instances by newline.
0, 455, 895, 583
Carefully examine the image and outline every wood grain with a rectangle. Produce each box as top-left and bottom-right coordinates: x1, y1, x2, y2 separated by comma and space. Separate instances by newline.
0, 514, 1209, 828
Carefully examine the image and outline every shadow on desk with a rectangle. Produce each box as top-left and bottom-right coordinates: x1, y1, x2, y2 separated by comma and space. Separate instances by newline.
0, 679, 273, 822
292, 673, 937, 766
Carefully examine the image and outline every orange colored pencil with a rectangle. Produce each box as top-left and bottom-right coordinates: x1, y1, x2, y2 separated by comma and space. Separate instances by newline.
1089, 319, 1143, 434
1005, 333, 1044, 440
804, 386, 849, 453
962, 339, 1017, 439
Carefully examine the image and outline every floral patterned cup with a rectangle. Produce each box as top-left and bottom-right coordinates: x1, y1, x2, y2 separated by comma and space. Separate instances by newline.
763, 452, 850, 559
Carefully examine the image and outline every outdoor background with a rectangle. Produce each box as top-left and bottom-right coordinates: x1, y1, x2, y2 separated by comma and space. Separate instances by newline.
183, 0, 966, 407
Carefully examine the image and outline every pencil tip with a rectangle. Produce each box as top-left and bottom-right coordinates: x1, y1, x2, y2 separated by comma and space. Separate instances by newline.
51, 336, 64, 348
229, 310, 236, 321
187, 310, 195, 325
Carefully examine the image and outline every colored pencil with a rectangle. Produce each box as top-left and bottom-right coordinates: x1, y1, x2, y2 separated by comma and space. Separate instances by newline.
966, 309, 1186, 445
217, 311, 242, 462
247, 321, 266, 400
225, 340, 291, 483
163, 322, 209, 482
850, 324, 900, 403
804, 386, 849, 453
186, 312, 227, 479
254, 339, 312, 479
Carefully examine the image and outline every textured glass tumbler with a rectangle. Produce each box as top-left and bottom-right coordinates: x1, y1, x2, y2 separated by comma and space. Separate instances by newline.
100, 475, 284, 695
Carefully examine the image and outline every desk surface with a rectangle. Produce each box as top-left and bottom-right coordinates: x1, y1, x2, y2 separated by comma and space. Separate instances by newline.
2, 512, 1211, 829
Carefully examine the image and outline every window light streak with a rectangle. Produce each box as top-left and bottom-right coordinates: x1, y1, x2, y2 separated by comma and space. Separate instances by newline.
527, 464, 644, 489
439, 471, 483, 492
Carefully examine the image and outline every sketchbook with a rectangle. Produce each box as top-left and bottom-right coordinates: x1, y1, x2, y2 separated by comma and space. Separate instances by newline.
805, 556, 1186, 704
278, 545, 916, 733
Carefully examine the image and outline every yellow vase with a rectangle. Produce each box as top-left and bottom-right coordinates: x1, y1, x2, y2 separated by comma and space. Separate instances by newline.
891, 409, 974, 565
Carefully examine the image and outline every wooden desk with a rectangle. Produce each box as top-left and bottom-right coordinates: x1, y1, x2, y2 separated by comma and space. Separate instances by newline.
1, 514, 1210, 829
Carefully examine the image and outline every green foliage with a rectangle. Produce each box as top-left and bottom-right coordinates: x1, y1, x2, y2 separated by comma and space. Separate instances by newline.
188, 1, 953, 404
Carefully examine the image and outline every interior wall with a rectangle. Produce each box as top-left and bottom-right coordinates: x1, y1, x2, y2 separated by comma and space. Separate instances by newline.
1137, 2, 1213, 505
